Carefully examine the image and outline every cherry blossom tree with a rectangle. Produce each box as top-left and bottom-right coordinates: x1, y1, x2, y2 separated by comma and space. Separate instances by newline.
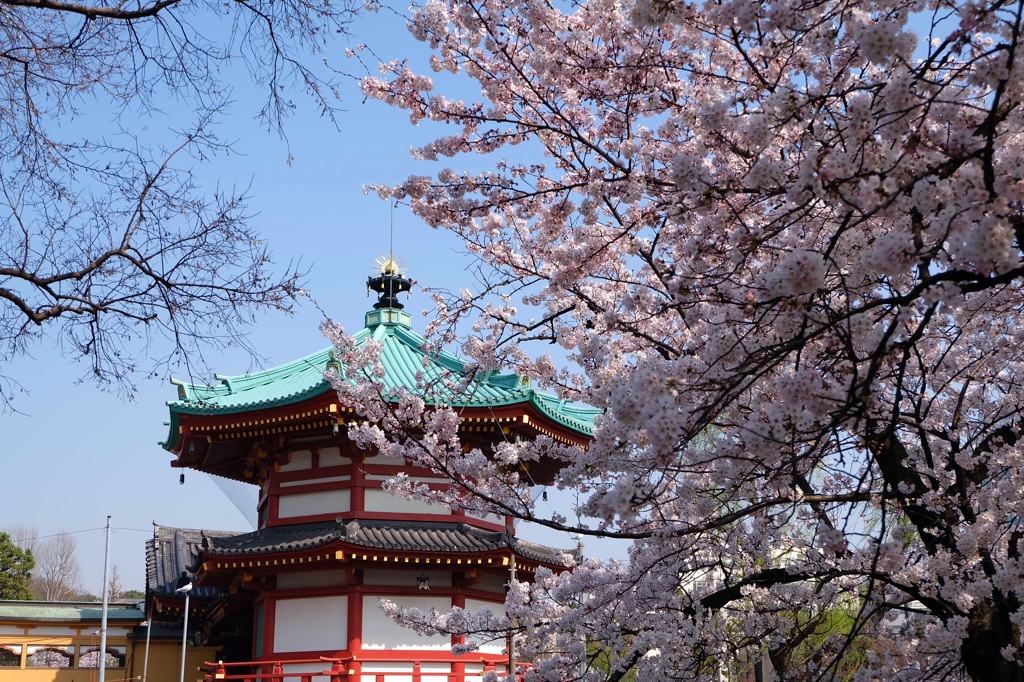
341, 0, 1024, 679
0, 0, 356, 404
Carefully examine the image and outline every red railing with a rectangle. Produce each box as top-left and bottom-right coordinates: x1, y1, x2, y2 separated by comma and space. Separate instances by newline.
201, 655, 529, 682
201, 657, 345, 682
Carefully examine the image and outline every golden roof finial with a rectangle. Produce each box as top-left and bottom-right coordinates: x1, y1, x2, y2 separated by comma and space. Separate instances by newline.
374, 253, 404, 276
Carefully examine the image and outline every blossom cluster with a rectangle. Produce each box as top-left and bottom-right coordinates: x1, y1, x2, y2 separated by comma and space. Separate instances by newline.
350, 0, 1024, 678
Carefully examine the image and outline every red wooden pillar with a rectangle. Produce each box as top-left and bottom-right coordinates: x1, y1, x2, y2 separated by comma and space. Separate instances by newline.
347, 569, 363, 681
350, 452, 366, 514
452, 590, 466, 681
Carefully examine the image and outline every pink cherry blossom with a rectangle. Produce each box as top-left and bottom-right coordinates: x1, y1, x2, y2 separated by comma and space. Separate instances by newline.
348, 0, 1024, 679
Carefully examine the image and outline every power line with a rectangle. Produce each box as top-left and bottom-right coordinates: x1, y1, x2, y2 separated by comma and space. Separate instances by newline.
13, 526, 151, 541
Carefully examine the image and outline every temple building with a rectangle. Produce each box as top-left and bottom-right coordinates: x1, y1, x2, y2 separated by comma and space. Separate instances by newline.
153, 261, 599, 681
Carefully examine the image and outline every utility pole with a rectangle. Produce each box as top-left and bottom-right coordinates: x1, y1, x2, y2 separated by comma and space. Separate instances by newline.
99, 516, 112, 682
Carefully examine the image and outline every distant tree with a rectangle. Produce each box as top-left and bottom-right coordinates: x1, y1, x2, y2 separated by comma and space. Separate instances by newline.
3, 527, 38, 555
0, 0, 358, 406
0, 532, 34, 600
31, 532, 82, 601
120, 589, 146, 601
105, 565, 124, 601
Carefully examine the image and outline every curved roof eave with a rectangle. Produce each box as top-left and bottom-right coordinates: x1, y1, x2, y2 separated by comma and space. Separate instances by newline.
164, 314, 599, 443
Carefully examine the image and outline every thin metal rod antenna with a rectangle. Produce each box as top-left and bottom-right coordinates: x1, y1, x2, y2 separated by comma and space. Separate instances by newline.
389, 199, 396, 262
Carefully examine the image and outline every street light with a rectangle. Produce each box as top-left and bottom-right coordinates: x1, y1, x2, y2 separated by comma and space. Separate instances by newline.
174, 572, 193, 682
136, 600, 151, 682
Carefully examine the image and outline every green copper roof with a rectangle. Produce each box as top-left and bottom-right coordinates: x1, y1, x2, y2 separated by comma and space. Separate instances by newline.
0, 601, 144, 623
164, 309, 598, 445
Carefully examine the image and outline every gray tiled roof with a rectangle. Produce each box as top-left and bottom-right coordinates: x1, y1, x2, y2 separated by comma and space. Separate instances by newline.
201, 519, 573, 567
146, 523, 239, 598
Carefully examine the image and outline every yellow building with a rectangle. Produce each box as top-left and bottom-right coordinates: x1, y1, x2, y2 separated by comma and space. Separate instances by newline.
0, 601, 217, 682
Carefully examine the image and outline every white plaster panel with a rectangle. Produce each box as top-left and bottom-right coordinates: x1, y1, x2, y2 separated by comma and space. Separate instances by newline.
283, 661, 329, 682
0, 627, 23, 636
276, 569, 348, 589
465, 509, 504, 525
359, 662, 412, 682
465, 598, 506, 654
280, 450, 312, 472
365, 474, 446, 484
420, 662, 452, 673
466, 597, 505, 613
278, 489, 350, 518
280, 475, 351, 488
363, 569, 451, 588
272, 595, 347, 653
359, 661, 454, 682
361, 662, 413, 672
364, 489, 445, 515
418, 661, 452, 682
319, 447, 348, 467
362, 596, 452, 650
364, 453, 404, 465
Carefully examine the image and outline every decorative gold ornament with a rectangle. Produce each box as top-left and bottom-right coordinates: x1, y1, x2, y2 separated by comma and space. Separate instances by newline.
374, 253, 404, 276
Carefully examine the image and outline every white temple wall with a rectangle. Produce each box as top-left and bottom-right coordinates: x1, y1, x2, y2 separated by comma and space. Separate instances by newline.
359, 661, 451, 682
318, 447, 349, 468
282, 661, 330, 682
464, 509, 504, 525
362, 595, 452, 650
365, 474, 448, 485
272, 595, 347, 653
279, 450, 312, 472
465, 598, 506, 654
419, 661, 454, 681
364, 489, 444, 515
278, 489, 351, 518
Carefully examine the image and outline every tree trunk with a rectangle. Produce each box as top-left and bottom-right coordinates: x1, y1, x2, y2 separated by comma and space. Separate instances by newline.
962, 600, 1021, 682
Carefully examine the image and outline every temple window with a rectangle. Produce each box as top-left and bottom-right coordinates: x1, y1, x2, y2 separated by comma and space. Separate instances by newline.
0, 644, 21, 667
78, 645, 127, 668
26, 645, 73, 668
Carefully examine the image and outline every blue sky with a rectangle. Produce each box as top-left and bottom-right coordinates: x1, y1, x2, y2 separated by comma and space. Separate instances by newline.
0, 6, 514, 594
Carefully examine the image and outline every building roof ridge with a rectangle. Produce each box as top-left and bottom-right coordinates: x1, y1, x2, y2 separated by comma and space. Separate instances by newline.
164, 310, 600, 440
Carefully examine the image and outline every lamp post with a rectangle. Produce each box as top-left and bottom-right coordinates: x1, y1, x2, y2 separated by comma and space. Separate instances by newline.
507, 554, 517, 682
137, 600, 152, 682
174, 572, 193, 682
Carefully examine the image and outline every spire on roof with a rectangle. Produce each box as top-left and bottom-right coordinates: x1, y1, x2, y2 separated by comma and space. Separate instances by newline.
367, 253, 412, 310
